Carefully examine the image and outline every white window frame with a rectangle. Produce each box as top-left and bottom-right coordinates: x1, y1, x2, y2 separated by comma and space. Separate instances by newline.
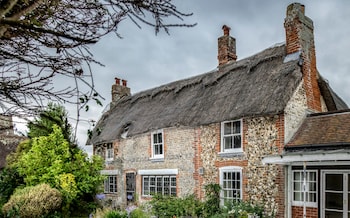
104, 175, 117, 194
220, 119, 243, 153
219, 166, 242, 205
105, 143, 114, 161
151, 129, 164, 159
142, 175, 176, 197
292, 170, 317, 207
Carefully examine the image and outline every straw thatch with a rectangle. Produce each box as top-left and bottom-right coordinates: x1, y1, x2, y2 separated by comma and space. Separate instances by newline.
87, 44, 346, 145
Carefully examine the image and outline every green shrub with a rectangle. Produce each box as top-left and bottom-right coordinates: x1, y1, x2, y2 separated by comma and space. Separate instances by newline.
129, 208, 150, 218
150, 194, 203, 218
104, 210, 128, 218
2, 183, 62, 218
203, 184, 221, 217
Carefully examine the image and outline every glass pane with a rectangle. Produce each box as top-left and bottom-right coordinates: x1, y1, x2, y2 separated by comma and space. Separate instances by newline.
326, 174, 343, 191
325, 192, 343, 210
233, 135, 241, 148
308, 193, 316, 202
153, 134, 158, 143
233, 121, 241, 134
294, 172, 301, 181
158, 133, 162, 143
224, 137, 232, 149
224, 122, 232, 135
294, 192, 302, 201
309, 182, 316, 192
309, 172, 316, 181
325, 211, 343, 218
223, 181, 228, 188
294, 181, 301, 191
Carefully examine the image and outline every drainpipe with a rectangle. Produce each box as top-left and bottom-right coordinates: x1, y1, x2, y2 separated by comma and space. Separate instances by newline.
303, 161, 307, 218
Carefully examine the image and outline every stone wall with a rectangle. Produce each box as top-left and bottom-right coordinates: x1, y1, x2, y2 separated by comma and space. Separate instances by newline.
119, 126, 197, 203
98, 115, 290, 215
284, 82, 308, 143
197, 116, 284, 216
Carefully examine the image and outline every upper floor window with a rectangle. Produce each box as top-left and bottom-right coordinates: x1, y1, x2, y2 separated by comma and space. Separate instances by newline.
292, 170, 317, 207
219, 166, 242, 205
106, 143, 114, 161
151, 130, 164, 159
221, 120, 242, 153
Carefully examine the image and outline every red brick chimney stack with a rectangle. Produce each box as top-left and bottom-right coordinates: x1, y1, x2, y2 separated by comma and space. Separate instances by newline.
284, 3, 322, 112
218, 25, 237, 66
111, 77, 131, 105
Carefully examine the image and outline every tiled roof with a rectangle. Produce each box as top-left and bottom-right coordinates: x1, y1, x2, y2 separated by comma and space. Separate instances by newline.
286, 110, 350, 150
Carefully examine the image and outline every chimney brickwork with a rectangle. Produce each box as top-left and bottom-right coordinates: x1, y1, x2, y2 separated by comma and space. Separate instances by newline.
284, 3, 322, 112
111, 77, 131, 104
218, 25, 237, 66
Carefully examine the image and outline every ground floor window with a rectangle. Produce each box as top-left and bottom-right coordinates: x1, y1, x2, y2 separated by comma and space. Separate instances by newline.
219, 166, 242, 204
292, 170, 317, 207
104, 175, 117, 193
142, 175, 176, 197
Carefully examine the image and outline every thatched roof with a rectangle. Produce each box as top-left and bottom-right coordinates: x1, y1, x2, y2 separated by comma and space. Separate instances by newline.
87, 44, 346, 145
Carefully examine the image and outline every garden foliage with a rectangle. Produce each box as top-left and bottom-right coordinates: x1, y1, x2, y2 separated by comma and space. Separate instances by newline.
2, 184, 62, 218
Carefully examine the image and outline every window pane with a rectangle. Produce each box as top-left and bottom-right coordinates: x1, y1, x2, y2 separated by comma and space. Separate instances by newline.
309, 172, 316, 181
294, 181, 301, 191
143, 177, 149, 195
233, 135, 241, 148
224, 137, 232, 149
157, 133, 162, 143
224, 122, 232, 135
326, 174, 343, 191
233, 121, 241, 134
325, 192, 343, 210
294, 192, 302, 201
294, 172, 301, 181
153, 134, 158, 143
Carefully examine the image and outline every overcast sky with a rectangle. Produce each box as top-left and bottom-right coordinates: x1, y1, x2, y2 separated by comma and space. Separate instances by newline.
74, 0, 350, 153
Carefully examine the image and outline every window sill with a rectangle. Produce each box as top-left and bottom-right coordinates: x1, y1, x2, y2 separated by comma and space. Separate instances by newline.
149, 157, 164, 162
218, 151, 244, 158
105, 159, 114, 164
292, 201, 317, 208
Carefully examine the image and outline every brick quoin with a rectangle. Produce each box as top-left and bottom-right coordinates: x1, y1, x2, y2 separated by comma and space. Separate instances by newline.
193, 127, 204, 200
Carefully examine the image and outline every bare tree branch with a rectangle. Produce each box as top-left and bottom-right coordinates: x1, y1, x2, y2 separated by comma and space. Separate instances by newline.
0, 0, 196, 139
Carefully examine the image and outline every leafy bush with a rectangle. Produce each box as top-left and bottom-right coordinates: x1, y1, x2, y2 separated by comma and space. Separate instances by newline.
0, 167, 24, 217
213, 199, 266, 218
150, 194, 203, 217
2, 183, 62, 218
129, 207, 150, 218
203, 184, 221, 217
105, 210, 128, 218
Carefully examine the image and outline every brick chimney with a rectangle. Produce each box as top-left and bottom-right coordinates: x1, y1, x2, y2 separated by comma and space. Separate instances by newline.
284, 3, 322, 112
111, 77, 130, 104
218, 25, 237, 66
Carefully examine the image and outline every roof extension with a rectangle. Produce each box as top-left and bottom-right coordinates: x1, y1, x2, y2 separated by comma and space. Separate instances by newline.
286, 109, 350, 150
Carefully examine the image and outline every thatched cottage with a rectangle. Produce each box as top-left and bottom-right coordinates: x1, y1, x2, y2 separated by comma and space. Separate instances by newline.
87, 3, 349, 217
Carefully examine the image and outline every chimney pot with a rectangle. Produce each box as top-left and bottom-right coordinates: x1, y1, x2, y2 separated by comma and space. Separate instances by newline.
222, 25, 230, 36
115, 77, 120, 85
111, 77, 131, 104
122, 79, 127, 87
